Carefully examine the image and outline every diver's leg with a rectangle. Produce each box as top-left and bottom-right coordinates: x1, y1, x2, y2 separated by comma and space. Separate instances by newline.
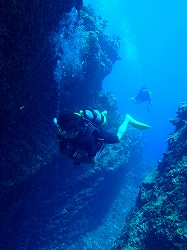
117, 116, 129, 140
101, 110, 108, 116
117, 114, 151, 140
101, 110, 108, 125
127, 114, 151, 129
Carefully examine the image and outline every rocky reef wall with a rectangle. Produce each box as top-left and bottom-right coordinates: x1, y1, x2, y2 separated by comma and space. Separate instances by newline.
0, 1, 150, 249
0, 1, 120, 191
1, 0, 83, 190
112, 102, 187, 250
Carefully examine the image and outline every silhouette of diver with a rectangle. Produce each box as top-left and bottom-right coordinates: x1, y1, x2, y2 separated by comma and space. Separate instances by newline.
130, 87, 153, 111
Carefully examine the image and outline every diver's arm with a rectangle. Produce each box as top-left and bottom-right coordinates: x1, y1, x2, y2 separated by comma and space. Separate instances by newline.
76, 134, 96, 164
69, 151, 96, 164
61, 150, 95, 164
60, 143, 96, 164
129, 97, 137, 103
68, 149, 96, 164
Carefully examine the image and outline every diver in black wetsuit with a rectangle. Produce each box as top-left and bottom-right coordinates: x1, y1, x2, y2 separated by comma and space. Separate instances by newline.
53, 112, 151, 165
130, 87, 153, 111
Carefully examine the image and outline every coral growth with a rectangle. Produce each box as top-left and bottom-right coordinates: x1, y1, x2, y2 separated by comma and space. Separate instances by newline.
112, 102, 187, 250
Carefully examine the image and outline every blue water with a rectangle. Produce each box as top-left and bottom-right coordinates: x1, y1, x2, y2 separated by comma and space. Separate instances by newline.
84, 0, 187, 161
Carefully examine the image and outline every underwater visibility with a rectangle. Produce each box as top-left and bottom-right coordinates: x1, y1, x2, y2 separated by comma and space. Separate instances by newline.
1, 0, 187, 249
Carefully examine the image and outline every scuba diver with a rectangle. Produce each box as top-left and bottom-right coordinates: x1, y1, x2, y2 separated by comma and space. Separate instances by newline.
130, 87, 153, 111
53, 111, 151, 165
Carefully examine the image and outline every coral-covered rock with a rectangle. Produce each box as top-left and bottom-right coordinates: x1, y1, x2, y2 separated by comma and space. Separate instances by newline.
52, 5, 121, 111
112, 102, 187, 250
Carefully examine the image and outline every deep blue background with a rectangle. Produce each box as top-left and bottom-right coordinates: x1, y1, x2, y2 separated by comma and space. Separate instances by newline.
85, 0, 187, 160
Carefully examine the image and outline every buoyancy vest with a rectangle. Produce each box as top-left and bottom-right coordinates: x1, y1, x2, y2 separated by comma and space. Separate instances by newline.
58, 117, 105, 158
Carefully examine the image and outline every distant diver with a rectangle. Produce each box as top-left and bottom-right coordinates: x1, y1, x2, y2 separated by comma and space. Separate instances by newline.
53, 111, 151, 165
130, 87, 153, 111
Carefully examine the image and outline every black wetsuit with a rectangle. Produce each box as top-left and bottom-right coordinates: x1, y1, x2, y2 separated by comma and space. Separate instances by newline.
76, 128, 119, 157
133, 87, 152, 111
59, 126, 119, 158
135, 88, 151, 103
